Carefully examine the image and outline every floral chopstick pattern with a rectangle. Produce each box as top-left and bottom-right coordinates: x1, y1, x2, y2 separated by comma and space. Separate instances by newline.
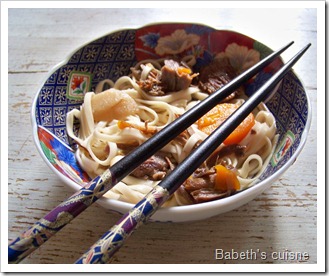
8, 168, 115, 263
75, 185, 170, 264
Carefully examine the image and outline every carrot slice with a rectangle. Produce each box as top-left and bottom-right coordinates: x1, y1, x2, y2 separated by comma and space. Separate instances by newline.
197, 103, 255, 145
214, 164, 240, 192
117, 120, 157, 134
177, 67, 192, 75
117, 120, 131, 129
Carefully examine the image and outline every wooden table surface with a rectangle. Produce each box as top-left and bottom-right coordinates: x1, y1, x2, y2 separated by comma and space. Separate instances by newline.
6, 5, 323, 272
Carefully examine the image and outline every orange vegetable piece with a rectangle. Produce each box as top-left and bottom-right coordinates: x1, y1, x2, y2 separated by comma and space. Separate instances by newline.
197, 103, 255, 145
117, 120, 131, 129
117, 120, 158, 134
214, 164, 240, 192
177, 67, 192, 75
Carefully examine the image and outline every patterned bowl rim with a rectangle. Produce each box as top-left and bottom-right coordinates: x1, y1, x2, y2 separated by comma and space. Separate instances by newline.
30, 22, 312, 220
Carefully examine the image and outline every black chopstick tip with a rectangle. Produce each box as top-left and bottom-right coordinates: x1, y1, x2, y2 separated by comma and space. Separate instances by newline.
285, 41, 294, 48
279, 41, 294, 52
297, 43, 312, 56
305, 43, 312, 49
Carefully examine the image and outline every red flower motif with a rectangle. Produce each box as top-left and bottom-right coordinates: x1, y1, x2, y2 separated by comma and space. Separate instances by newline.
71, 76, 85, 90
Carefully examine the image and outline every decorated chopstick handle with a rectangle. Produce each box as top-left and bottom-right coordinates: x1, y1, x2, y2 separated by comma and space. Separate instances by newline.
8, 170, 114, 264
75, 185, 170, 264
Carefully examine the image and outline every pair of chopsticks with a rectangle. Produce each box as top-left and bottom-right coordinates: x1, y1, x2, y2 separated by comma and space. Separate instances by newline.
8, 41, 310, 264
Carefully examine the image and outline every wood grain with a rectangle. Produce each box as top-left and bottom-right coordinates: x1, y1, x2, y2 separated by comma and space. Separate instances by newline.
7, 7, 318, 267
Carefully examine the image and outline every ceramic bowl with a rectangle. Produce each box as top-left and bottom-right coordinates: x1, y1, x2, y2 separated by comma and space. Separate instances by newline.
31, 23, 311, 222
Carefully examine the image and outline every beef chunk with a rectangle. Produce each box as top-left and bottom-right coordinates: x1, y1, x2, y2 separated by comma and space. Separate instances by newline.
136, 60, 197, 96
183, 167, 234, 204
160, 60, 195, 92
175, 186, 195, 205
190, 188, 231, 203
137, 66, 163, 96
131, 153, 175, 181
198, 57, 243, 100
183, 167, 216, 193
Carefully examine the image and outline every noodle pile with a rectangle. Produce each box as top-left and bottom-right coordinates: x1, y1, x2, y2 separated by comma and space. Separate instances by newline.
66, 57, 278, 206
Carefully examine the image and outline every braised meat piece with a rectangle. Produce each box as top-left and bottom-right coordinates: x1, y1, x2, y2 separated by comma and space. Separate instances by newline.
136, 60, 197, 96
184, 167, 216, 193
183, 167, 228, 203
198, 57, 243, 101
175, 186, 195, 205
181, 144, 246, 204
136, 66, 163, 96
184, 175, 212, 192
160, 60, 196, 92
190, 188, 232, 204
131, 153, 175, 181
182, 168, 235, 204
